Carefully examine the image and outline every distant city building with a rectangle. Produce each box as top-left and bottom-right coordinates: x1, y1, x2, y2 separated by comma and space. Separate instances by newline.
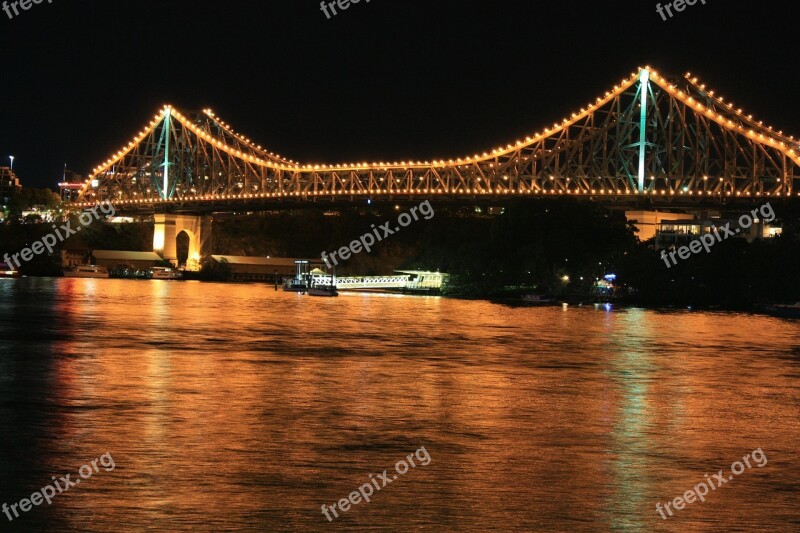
0, 166, 21, 206
59, 169, 84, 201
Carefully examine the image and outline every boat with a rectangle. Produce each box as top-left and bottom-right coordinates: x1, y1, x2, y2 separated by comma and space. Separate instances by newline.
521, 294, 556, 305
0, 263, 20, 278
764, 302, 800, 319
283, 278, 308, 292
308, 268, 339, 297
64, 265, 110, 278
308, 284, 338, 297
149, 266, 183, 280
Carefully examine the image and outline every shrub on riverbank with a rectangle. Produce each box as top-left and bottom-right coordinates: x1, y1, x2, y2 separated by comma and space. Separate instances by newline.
5, 200, 800, 308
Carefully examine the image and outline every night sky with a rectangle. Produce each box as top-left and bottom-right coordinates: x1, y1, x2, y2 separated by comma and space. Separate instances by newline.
1, 0, 797, 189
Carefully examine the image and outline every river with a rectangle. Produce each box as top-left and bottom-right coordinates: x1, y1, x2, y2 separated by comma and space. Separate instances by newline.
0, 277, 798, 531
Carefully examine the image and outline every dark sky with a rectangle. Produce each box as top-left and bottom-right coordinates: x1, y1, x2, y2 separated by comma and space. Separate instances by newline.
1, 0, 797, 189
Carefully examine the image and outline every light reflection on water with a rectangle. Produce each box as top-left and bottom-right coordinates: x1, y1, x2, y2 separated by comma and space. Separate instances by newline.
0, 278, 798, 531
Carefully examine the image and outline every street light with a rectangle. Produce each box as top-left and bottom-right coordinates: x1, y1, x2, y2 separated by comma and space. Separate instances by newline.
8, 156, 14, 171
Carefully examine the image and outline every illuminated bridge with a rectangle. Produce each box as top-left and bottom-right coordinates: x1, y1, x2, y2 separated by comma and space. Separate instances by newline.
71, 66, 800, 260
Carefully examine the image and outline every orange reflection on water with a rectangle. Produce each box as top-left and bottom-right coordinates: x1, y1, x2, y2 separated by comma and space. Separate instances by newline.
5, 279, 794, 531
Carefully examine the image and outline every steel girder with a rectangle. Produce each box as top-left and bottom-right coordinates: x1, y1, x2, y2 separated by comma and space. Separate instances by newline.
75, 67, 800, 209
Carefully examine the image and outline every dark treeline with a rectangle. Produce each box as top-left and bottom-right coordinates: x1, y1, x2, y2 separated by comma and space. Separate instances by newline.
212, 200, 636, 298
212, 199, 800, 306
0, 219, 152, 276
2, 187, 61, 222
4, 199, 800, 308
620, 222, 800, 308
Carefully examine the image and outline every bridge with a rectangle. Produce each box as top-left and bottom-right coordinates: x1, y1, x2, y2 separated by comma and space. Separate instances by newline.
70, 66, 800, 261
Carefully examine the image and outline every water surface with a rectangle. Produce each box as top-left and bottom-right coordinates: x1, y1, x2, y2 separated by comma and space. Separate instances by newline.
0, 278, 798, 531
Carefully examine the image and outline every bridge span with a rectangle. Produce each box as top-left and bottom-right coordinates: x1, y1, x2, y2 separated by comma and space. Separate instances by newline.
67, 66, 800, 260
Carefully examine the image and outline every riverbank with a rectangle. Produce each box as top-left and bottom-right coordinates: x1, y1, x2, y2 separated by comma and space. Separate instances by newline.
2, 272, 793, 316
4, 200, 800, 308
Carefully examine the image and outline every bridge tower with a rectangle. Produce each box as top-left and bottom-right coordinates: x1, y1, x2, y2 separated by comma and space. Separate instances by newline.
153, 214, 213, 265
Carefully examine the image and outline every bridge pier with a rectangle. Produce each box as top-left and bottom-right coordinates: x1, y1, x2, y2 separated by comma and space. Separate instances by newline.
153, 214, 213, 265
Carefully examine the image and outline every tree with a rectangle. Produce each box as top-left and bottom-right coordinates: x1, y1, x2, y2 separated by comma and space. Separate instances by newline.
199, 257, 232, 281
7, 187, 62, 216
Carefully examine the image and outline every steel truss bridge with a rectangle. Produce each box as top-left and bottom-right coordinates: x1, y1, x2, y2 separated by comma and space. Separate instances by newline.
74, 66, 800, 211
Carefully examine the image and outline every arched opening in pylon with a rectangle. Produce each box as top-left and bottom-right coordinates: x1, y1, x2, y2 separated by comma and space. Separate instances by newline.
176, 231, 191, 267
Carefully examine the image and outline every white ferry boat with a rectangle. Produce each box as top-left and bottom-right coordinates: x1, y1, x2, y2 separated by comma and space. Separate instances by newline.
64, 265, 110, 278
149, 267, 183, 280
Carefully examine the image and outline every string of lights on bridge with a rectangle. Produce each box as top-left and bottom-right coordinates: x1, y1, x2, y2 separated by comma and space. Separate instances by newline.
75, 66, 800, 208
201, 109, 297, 165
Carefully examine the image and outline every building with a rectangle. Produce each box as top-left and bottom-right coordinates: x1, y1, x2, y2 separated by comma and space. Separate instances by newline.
625, 210, 695, 241
208, 255, 323, 282
60, 247, 166, 270
59, 170, 84, 202
655, 216, 781, 249
91, 250, 166, 270
60, 245, 93, 268
626, 209, 782, 249
0, 166, 21, 208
